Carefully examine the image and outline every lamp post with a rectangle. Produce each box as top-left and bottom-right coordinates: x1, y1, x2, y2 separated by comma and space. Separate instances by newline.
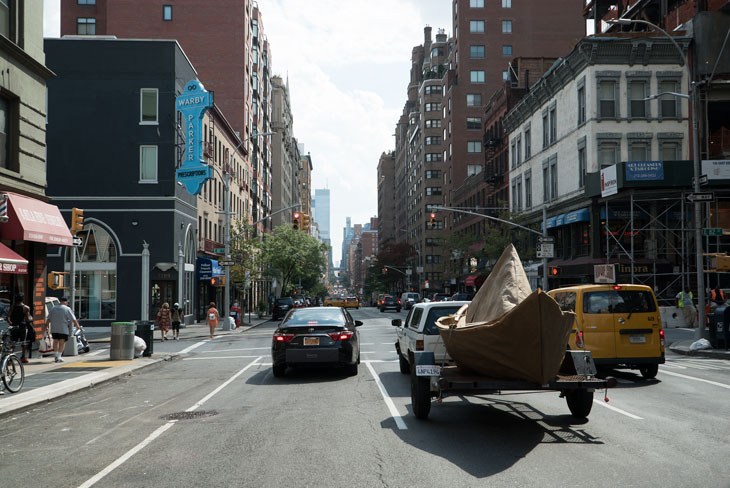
608, 18, 706, 338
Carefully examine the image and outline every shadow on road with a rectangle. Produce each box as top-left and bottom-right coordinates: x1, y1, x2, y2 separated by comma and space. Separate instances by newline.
246, 366, 355, 385
383, 396, 603, 478
597, 369, 662, 389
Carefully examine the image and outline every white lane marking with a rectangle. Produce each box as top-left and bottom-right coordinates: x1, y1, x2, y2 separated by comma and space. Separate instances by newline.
77, 357, 263, 488
381, 342, 394, 345
659, 369, 730, 390
592, 400, 643, 420
183, 356, 261, 360
660, 363, 688, 370
199, 347, 269, 353
364, 360, 408, 430
361, 343, 374, 345
178, 340, 207, 354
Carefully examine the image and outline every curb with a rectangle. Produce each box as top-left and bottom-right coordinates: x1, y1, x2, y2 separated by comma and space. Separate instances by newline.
668, 345, 730, 360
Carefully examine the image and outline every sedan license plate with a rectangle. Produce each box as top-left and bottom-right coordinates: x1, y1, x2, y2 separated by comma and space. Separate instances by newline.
629, 334, 646, 344
416, 365, 441, 377
303, 337, 319, 346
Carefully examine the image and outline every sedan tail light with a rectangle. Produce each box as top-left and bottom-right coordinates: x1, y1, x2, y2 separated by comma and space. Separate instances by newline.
328, 330, 355, 341
273, 332, 296, 342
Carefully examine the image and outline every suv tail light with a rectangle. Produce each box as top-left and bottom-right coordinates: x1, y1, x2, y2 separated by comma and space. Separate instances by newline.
328, 330, 355, 341
397, 298, 401, 304
659, 329, 665, 348
416, 339, 424, 351
273, 332, 295, 342
575, 329, 585, 348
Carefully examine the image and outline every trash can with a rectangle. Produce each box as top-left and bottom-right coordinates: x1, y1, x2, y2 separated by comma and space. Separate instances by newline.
135, 320, 154, 357
110, 322, 135, 360
708, 307, 722, 347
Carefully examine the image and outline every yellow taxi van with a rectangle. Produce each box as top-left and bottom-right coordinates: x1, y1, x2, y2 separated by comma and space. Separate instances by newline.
548, 284, 665, 378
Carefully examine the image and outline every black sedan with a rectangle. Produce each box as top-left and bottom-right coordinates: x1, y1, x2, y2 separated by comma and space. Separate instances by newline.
271, 307, 361, 377
272, 297, 294, 321
380, 296, 401, 313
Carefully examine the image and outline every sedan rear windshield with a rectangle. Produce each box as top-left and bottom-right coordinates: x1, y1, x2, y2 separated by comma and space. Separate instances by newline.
283, 308, 345, 326
423, 306, 462, 335
276, 298, 293, 305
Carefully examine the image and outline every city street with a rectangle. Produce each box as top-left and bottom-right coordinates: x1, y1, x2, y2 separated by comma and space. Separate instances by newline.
1, 308, 729, 487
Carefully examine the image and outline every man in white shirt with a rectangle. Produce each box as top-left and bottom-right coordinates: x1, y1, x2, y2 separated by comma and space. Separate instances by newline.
45, 297, 81, 363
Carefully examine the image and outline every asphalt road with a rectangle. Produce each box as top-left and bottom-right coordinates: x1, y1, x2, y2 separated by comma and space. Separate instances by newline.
1, 307, 729, 487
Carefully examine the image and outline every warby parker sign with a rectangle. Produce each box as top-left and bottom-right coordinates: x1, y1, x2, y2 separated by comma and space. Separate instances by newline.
176, 80, 214, 195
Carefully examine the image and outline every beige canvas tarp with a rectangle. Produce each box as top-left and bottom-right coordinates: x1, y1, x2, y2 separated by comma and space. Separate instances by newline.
436, 244, 575, 384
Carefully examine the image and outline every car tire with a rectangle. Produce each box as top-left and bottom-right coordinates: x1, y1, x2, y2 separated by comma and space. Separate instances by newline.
346, 361, 358, 376
566, 389, 594, 418
399, 353, 410, 374
397, 308, 401, 313
380, 308, 384, 313
639, 364, 658, 379
411, 366, 432, 420
272, 363, 286, 377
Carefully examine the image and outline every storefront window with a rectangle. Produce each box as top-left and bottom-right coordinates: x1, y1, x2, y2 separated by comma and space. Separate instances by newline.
72, 224, 117, 320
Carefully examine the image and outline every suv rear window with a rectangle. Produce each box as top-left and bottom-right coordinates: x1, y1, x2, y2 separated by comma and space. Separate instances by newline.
583, 290, 656, 314
423, 306, 462, 335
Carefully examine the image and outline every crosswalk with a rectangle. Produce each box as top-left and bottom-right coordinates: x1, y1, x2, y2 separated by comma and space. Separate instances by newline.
662, 357, 730, 371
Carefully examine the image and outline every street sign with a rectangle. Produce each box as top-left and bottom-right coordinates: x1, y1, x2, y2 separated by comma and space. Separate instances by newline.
73, 236, 83, 247
538, 236, 554, 243
213, 248, 225, 254
594, 264, 616, 284
703, 227, 723, 237
686, 192, 714, 202
692, 174, 709, 186
536, 243, 554, 258
219, 260, 235, 266
405, 268, 412, 275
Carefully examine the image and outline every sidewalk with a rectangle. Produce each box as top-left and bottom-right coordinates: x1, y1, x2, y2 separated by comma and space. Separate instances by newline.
669, 340, 730, 359
0, 316, 271, 417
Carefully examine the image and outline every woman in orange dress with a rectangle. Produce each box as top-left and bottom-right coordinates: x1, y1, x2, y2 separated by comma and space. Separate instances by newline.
206, 302, 219, 339
156, 302, 171, 341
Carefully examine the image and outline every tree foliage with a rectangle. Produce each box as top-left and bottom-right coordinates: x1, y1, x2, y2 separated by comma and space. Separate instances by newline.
228, 219, 263, 287
261, 225, 328, 296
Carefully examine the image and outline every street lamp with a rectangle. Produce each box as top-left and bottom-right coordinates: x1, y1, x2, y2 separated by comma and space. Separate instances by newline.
608, 18, 706, 337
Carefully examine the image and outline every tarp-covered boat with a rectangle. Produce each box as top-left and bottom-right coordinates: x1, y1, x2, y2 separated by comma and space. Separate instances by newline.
436, 244, 575, 384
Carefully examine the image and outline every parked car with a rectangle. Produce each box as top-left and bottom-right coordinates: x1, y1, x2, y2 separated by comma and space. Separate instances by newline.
400, 292, 421, 310
393, 301, 471, 374
451, 292, 474, 301
271, 307, 361, 377
548, 284, 665, 379
272, 297, 294, 321
380, 296, 401, 313
343, 296, 359, 309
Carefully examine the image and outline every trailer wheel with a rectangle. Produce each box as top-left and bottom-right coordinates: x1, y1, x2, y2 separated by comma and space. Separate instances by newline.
411, 369, 432, 419
566, 389, 594, 418
639, 364, 658, 379
399, 353, 410, 374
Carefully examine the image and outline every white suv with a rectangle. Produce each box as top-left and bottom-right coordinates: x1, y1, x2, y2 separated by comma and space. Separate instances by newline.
393, 301, 470, 374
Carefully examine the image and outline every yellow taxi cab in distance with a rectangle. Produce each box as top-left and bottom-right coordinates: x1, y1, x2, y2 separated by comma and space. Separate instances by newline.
324, 296, 346, 307
343, 297, 360, 309
548, 284, 665, 378
377, 294, 390, 307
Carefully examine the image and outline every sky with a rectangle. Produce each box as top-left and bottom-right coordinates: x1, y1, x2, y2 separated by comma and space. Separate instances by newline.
42, 0, 452, 267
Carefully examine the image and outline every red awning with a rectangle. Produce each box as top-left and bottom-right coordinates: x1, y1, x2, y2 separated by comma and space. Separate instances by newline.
0, 242, 28, 274
1, 192, 73, 246
464, 274, 485, 287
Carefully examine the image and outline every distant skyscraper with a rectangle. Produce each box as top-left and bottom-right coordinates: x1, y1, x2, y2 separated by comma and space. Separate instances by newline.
313, 188, 332, 267
342, 217, 353, 271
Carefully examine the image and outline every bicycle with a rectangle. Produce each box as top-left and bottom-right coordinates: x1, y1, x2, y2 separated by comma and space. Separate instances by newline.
1, 325, 25, 393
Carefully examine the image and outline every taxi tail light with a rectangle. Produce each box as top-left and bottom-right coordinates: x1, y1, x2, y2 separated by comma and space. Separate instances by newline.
328, 330, 354, 341
659, 329, 665, 348
575, 329, 585, 348
273, 333, 295, 342
416, 339, 424, 351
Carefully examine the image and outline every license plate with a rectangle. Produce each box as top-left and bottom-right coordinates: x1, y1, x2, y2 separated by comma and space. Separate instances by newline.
416, 365, 441, 377
303, 337, 319, 346
629, 335, 646, 344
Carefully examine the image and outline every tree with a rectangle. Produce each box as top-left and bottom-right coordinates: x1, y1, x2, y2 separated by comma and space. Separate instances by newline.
228, 218, 263, 290
261, 225, 328, 296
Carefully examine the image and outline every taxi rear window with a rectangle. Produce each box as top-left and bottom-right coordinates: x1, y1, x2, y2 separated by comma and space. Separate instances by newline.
583, 290, 656, 314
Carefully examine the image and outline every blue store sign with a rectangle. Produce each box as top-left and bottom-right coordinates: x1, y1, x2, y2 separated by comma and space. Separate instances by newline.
176, 80, 214, 195
197, 257, 223, 281
625, 161, 664, 181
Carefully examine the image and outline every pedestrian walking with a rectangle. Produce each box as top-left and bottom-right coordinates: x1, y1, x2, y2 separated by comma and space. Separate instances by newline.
156, 302, 172, 341
8, 294, 35, 364
44, 297, 80, 363
230, 301, 241, 328
171, 303, 182, 340
206, 302, 219, 339
676, 287, 697, 328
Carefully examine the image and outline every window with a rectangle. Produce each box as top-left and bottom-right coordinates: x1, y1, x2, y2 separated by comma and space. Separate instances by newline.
425, 136, 441, 145
549, 105, 557, 144
542, 111, 549, 149
584, 292, 612, 314
629, 80, 648, 118
502, 45, 512, 56
426, 255, 442, 264
524, 171, 532, 209
578, 147, 586, 188
502, 20, 512, 33
78, 0, 96, 4
629, 141, 649, 161
577, 84, 586, 125
0, 0, 8, 38
466, 117, 481, 130
466, 94, 482, 107
659, 137, 681, 160
550, 157, 558, 201
598, 140, 619, 168
424, 102, 439, 112
470, 45, 485, 58
426, 170, 441, 179
426, 187, 442, 196
72, 224, 117, 320
524, 125, 531, 159
470, 0, 484, 6
163, 5, 172, 20
140, 145, 158, 183
598, 79, 617, 118
76, 17, 96, 35
658, 78, 681, 119
425, 119, 441, 128
511, 140, 517, 168
425, 153, 442, 162
470, 20, 485, 33
502, 0, 512, 6
553, 292, 576, 312
0, 96, 11, 169
431, 47, 444, 58
470, 70, 485, 83
502, 70, 509, 81
140, 88, 158, 124
467, 141, 481, 153
516, 136, 522, 164
543, 164, 550, 203
467, 164, 482, 176
424, 85, 440, 95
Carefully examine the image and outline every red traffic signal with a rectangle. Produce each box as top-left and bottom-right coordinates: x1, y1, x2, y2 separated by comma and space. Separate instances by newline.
550, 266, 561, 276
430, 212, 436, 227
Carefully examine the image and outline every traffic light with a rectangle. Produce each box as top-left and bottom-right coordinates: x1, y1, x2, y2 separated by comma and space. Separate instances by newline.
430, 212, 436, 227
301, 213, 311, 232
71, 207, 84, 235
293, 211, 300, 230
550, 266, 561, 276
